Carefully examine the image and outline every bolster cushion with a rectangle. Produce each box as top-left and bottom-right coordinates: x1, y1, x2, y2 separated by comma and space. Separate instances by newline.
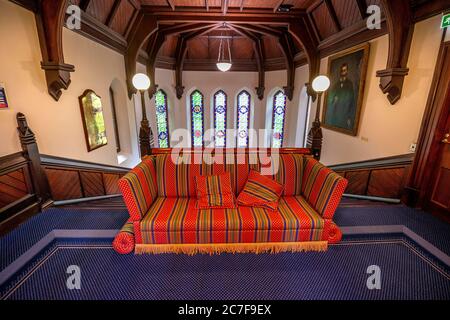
113, 220, 135, 254
302, 157, 348, 220
118, 156, 158, 221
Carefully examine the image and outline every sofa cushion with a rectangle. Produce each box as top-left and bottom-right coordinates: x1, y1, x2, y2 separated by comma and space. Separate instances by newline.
155, 152, 305, 198
195, 172, 236, 209
139, 196, 324, 244
118, 156, 158, 221
237, 170, 284, 211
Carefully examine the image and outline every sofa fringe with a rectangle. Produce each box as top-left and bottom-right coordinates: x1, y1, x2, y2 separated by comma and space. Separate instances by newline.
134, 241, 328, 255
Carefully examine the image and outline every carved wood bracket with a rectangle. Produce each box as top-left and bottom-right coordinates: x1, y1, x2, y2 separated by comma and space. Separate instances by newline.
125, 13, 158, 98
288, 18, 320, 102
376, 0, 414, 105
35, 0, 75, 101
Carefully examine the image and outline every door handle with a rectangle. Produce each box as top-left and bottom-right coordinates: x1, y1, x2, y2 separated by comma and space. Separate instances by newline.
443, 133, 450, 144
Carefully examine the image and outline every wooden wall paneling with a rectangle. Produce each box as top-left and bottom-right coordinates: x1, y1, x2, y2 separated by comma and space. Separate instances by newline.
0, 169, 29, 208
45, 168, 83, 200
103, 173, 121, 195
79, 171, 106, 197
345, 170, 371, 195
367, 167, 406, 198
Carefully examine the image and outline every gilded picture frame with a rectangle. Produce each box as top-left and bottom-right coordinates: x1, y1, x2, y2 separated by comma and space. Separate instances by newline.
322, 43, 370, 136
79, 90, 108, 152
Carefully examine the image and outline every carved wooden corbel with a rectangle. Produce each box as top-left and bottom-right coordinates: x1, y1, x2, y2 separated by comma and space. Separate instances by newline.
288, 18, 320, 102
125, 13, 158, 98
35, 0, 75, 101
146, 32, 166, 99
376, 0, 414, 105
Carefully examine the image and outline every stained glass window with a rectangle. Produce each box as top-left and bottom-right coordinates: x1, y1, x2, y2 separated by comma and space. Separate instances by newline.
213, 90, 227, 148
237, 90, 251, 148
272, 90, 287, 148
155, 90, 170, 148
190, 90, 204, 147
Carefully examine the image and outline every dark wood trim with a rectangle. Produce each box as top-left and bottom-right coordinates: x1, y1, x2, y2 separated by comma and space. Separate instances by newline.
40, 155, 131, 172
79, 0, 91, 11
329, 154, 415, 171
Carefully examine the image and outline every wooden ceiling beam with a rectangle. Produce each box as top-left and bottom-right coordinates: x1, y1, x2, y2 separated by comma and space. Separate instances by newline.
222, 0, 229, 15
324, 0, 342, 31
125, 13, 158, 98
175, 24, 223, 99
159, 23, 219, 36
228, 23, 283, 37
273, 0, 284, 13
355, 0, 368, 19
227, 25, 265, 99
166, 0, 175, 11
288, 17, 320, 100
79, 0, 91, 11
278, 33, 296, 101
106, 0, 122, 28
145, 31, 166, 99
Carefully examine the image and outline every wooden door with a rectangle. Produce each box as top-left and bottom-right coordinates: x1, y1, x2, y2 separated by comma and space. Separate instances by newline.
427, 98, 450, 214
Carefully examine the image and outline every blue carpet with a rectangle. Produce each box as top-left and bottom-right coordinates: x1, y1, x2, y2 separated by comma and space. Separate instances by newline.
334, 205, 450, 256
0, 208, 128, 271
1, 236, 449, 300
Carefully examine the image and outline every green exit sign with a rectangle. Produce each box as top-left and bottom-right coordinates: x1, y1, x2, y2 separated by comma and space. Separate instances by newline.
442, 13, 450, 29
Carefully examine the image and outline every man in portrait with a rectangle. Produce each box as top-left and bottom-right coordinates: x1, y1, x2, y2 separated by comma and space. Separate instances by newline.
326, 63, 356, 130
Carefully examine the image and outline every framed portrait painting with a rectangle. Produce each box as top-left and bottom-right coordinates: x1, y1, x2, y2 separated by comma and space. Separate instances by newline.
322, 43, 370, 136
79, 90, 108, 152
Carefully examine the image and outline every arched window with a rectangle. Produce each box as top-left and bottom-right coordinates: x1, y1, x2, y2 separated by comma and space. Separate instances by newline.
236, 90, 251, 148
155, 90, 170, 148
272, 90, 287, 148
213, 90, 227, 148
190, 90, 204, 147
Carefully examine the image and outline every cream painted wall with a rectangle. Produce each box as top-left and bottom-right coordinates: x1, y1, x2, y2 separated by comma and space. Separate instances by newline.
0, 1, 139, 168
307, 15, 444, 165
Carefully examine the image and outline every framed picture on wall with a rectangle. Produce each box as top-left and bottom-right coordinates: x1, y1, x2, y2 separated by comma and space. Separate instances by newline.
322, 43, 370, 136
0, 83, 8, 109
79, 90, 108, 152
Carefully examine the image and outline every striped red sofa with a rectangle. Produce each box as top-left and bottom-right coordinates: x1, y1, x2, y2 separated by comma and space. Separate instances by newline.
113, 149, 348, 255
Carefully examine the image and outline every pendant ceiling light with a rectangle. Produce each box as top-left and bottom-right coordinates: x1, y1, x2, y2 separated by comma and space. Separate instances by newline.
216, 26, 232, 72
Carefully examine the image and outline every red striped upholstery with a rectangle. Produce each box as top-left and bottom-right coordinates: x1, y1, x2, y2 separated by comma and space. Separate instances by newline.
237, 170, 284, 211
155, 152, 305, 197
195, 172, 236, 209
302, 157, 348, 219
118, 157, 158, 221
139, 197, 324, 244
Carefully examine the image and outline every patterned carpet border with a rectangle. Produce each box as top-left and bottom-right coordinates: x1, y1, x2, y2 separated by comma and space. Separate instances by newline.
1, 236, 449, 300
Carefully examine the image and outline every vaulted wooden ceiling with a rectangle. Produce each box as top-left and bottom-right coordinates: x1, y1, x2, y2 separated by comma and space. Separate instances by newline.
11, 0, 449, 103
65, 0, 384, 71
